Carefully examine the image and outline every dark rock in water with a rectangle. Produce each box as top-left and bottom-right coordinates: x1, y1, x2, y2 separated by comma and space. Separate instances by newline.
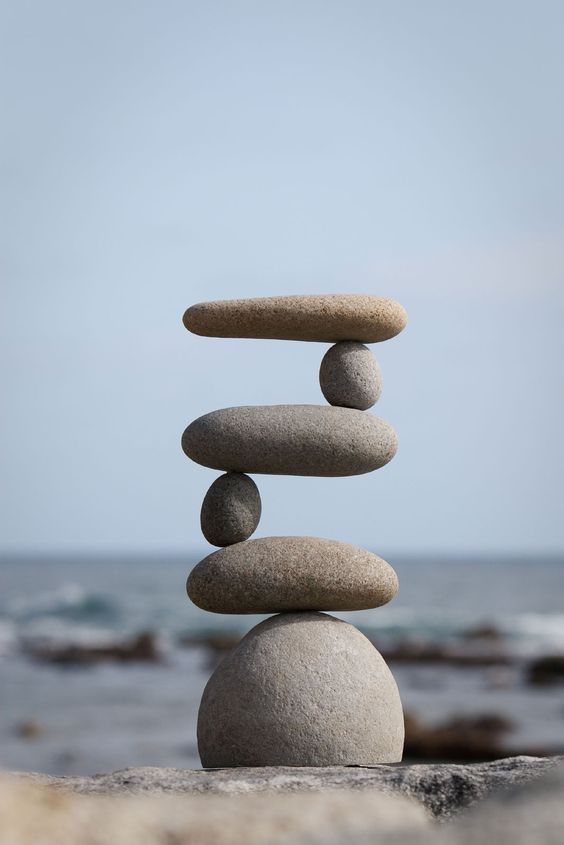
178, 631, 241, 654
26, 631, 162, 666
178, 631, 241, 670
404, 711, 516, 762
527, 655, 564, 685
14, 719, 44, 740
373, 637, 511, 667
460, 623, 505, 642
11, 756, 562, 822
182, 630, 516, 675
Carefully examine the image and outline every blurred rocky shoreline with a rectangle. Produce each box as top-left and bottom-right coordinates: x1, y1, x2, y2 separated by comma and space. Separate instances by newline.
24, 621, 564, 684
3, 555, 563, 774
12, 623, 564, 764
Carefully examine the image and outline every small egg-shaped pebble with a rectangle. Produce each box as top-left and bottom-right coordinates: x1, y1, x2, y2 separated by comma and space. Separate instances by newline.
319, 341, 382, 410
200, 472, 261, 547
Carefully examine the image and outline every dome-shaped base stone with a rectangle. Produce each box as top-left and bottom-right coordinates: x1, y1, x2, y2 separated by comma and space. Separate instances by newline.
197, 612, 404, 767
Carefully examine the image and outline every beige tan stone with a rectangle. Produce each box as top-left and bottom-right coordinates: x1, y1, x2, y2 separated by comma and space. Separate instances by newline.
0, 774, 428, 845
183, 294, 407, 343
198, 612, 405, 767
187, 536, 398, 613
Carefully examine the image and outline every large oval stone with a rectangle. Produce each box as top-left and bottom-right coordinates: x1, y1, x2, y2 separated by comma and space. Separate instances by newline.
187, 536, 398, 613
184, 295, 407, 343
182, 405, 397, 476
197, 612, 405, 767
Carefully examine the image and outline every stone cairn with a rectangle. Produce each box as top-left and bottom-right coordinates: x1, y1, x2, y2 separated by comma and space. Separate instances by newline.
182, 294, 407, 767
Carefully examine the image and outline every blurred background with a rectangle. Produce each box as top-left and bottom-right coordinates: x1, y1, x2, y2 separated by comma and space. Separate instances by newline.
1, 0, 563, 774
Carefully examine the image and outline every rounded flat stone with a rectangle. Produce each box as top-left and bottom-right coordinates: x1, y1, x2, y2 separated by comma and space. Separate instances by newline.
183, 295, 407, 343
200, 473, 261, 547
182, 405, 397, 476
197, 611, 405, 767
187, 536, 398, 613
319, 341, 382, 410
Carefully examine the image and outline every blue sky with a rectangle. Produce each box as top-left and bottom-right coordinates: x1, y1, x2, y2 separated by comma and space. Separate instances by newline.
1, 0, 563, 555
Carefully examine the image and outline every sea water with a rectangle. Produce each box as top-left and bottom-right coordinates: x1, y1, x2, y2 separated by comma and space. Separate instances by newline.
1, 553, 563, 774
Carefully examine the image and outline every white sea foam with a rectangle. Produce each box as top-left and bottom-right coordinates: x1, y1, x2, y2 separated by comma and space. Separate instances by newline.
7, 582, 88, 616
503, 613, 564, 654
2, 559, 563, 657
0, 620, 17, 657
18, 617, 120, 648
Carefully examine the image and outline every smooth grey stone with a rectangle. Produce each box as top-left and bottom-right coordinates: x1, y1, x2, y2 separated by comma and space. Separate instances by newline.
182, 405, 397, 476
187, 536, 398, 613
197, 612, 404, 767
12, 756, 561, 821
183, 294, 407, 343
200, 473, 261, 547
319, 341, 382, 410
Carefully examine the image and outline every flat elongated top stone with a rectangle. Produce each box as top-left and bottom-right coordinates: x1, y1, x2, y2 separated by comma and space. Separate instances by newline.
182, 405, 397, 476
187, 536, 399, 613
183, 295, 407, 343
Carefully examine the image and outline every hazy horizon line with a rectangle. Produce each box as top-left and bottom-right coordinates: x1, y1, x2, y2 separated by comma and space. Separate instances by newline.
1, 547, 563, 562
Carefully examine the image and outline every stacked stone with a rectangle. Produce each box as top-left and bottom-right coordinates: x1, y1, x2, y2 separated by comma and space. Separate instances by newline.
182, 294, 407, 768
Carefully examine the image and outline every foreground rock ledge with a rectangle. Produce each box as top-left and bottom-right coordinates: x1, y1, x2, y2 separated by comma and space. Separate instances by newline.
14, 755, 562, 820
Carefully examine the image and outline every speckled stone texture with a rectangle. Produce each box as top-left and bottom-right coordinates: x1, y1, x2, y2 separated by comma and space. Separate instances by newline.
0, 776, 430, 845
200, 473, 261, 547
183, 294, 407, 343
14, 756, 561, 822
182, 405, 397, 476
197, 612, 404, 767
187, 536, 398, 613
425, 763, 564, 845
319, 341, 382, 409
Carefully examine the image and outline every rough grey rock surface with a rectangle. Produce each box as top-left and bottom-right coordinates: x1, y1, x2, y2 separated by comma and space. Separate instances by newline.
13, 756, 561, 822
182, 405, 397, 477
200, 473, 261, 547
183, 294, 407, 343
187, 536, 398, 613
421, 763, 564, 845
0, 776, 429, 845
319, 342, 382, 410
197, 612, 404, 768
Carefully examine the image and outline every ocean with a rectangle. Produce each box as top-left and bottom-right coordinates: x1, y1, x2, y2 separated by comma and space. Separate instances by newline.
1, 553, 564, 775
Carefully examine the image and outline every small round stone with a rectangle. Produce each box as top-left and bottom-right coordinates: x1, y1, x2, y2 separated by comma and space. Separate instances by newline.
319, 342, 382, 410
200, 473, 261, 547
197, 612, 404, 767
